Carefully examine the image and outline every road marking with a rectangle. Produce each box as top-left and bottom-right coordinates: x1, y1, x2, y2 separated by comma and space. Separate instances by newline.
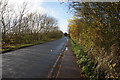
48, 41, 67, 78
48, 52, 62, 78
65, 47, 68, 51
56, 64, 62, 78
51, 49, 53, 52
56, 52, 65, 78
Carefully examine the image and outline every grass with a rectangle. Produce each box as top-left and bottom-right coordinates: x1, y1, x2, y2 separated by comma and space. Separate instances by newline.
2, 38, 59, 53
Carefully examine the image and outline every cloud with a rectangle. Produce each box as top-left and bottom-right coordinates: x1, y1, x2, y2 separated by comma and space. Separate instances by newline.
58, 18, 69, 33
8, 0, 44, 5
8, 0, 62, 18
8, 0, 46, 14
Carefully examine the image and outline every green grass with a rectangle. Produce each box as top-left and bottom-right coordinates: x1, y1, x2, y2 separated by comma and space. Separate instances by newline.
2, 38, 59, 53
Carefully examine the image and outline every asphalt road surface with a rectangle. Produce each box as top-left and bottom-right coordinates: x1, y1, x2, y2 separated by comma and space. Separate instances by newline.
2, 37, 67, 78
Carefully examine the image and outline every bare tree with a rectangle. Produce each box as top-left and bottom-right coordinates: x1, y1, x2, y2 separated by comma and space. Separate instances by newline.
17, 2, 28, 33
0, 0, 8, 36
1, 0, 63, 47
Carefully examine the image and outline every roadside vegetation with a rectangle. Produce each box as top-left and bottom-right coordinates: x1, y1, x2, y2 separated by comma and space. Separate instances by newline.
68, 2, 120, 79
0, 0, 63, 52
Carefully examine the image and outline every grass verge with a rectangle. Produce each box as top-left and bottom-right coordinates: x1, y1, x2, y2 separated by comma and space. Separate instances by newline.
70, 39, 107, 80
1, 38, 60, 53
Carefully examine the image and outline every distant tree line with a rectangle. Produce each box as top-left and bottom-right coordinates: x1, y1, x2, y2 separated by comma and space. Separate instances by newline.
0, 0, 63, 49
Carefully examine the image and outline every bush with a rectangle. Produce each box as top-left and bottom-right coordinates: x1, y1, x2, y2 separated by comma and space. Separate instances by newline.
70, 39, 107, 80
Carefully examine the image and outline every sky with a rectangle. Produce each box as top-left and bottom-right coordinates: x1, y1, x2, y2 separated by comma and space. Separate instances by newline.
41, 2, 72, 33
8, 0, 73, 33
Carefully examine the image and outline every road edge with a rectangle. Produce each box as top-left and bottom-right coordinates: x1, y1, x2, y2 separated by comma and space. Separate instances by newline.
47, 39, 67, 79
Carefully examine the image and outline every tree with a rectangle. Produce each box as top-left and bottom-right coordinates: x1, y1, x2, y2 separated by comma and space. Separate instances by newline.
68, 2, 120, 78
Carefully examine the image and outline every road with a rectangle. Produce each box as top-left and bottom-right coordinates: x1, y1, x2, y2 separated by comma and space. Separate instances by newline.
2, 37, 67, 78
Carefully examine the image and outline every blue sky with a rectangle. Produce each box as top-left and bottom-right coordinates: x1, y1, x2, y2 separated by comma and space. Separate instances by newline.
41, 2, 73, 33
